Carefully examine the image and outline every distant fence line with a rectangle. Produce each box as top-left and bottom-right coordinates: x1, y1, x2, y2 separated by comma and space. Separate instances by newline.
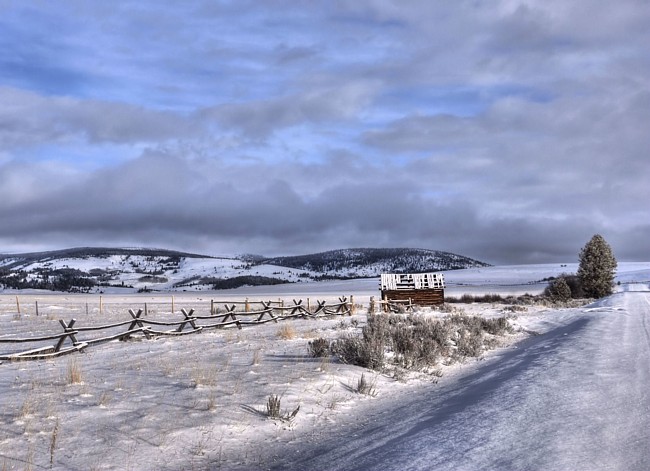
2, 295, 357, 317
0, 297, 356, 361
2, 294, 417, 318
5, 295, 256, 317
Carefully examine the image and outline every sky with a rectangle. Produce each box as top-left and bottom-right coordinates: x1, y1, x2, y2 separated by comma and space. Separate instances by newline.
0, 0, 648, 264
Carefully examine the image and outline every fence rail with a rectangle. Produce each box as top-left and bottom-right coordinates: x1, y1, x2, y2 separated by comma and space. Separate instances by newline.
0, 297, 354, 361
369, 297, 415, 313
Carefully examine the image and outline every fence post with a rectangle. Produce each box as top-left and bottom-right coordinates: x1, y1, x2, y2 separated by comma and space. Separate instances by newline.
55, 319, 78, 352
99, 295, 103, 314
350, 295, 355, 315
245, 297, 250, 312
145, 302, 148, 316
16, 296, 20, 315
307, 298, 311, 314
85, 302, 89, 315
35, 300, 39, 317
369, 296, 375, 314
211, 299, 214, 315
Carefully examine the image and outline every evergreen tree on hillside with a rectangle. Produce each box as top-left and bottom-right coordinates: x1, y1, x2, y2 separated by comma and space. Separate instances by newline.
577, 234, 617, 298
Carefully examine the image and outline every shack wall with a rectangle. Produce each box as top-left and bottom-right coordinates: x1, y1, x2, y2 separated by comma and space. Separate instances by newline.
381, 288, 445, 306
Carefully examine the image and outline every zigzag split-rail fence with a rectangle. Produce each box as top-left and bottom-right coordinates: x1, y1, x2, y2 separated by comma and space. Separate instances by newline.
0, 297, 354, 362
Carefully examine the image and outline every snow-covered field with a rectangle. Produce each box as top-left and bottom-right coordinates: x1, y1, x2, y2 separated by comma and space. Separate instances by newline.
193, 261, 650, 299
1, 263, 649, 470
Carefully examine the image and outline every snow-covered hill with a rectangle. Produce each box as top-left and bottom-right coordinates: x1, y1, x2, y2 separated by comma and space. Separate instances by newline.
258, 248, 489, 278
0, 247, 487, 293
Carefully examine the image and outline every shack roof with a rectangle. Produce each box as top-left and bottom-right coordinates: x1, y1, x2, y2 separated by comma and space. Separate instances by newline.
380, 272, 445, 291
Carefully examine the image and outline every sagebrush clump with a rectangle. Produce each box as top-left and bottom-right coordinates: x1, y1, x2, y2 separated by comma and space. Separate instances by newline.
331, 313, 511, 374
307, 338, 330, 357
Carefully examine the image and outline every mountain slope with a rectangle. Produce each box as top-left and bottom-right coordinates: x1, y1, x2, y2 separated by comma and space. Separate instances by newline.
261, 248, 489, 277
0, 247, 209, 269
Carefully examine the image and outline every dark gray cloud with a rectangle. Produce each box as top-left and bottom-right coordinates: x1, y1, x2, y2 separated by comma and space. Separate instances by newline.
201, 80, 379, 138
0, 0, 647, 264
0, 151, 643, 263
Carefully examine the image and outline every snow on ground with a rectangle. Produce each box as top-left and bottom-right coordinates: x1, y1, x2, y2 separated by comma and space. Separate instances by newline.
270, 284, 650, 471
0, 264, 649, 470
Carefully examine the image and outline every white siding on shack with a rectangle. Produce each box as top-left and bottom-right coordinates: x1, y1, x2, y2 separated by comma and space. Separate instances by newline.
380, 273, 445, 291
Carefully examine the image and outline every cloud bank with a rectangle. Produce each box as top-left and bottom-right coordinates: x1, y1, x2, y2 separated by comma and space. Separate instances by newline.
0, 0, 648, 264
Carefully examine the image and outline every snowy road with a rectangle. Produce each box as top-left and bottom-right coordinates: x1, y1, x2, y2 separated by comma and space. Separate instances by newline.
273, 288, 650, 471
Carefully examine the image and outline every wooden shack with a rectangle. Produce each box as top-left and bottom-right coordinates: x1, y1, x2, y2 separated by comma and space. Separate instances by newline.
380, 272, 445, 306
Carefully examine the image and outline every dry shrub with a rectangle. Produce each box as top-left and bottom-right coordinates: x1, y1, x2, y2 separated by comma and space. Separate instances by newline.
480, 316, 512, 335
332, 313, 512, 373
331, 334, 385, 370
455, 328, 484, 358
450, 293, 505, 304
389, 315, 450, 369
307, 338, 330, 358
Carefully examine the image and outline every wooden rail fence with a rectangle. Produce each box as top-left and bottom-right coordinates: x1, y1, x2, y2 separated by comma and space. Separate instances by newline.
0, 297, 353, 361
369, 296, 415, 313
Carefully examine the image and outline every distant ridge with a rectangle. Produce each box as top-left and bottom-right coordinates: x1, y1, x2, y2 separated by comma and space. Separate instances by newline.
259, 248, 489, 276
0, 247, 211, 266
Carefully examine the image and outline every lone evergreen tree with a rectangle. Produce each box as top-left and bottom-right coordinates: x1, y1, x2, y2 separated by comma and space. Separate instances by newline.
577, 234, 617, 298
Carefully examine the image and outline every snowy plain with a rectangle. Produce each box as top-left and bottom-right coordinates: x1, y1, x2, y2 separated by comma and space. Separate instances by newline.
0, 263, 649, 470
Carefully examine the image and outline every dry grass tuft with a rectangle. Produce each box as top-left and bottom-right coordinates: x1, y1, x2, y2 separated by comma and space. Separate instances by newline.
318, 355, 331, 372
265, 394, 300, 423
66, 358, 83, 384
276, 324, 296, 340
251, 348, 262, 366
50, 418, 60, 467
266, 394, 282, 418
97, 391, 111, 407
190, 365, 219, 388
206, 390, 218, 411
18, 395, 37, 419
355, 373, 378, 397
